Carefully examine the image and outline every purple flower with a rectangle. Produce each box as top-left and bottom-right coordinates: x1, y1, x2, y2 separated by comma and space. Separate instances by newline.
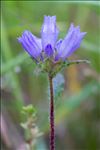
18, 31, 42, 59
41, 16, 59, 56
18, 16, 86, 62
55, 24, 86, 61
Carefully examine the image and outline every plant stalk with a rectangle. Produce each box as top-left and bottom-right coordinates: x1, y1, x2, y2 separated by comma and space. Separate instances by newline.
49, 75, 55, 150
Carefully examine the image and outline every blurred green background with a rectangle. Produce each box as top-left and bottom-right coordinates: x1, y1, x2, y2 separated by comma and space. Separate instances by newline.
1, 1, 100, 150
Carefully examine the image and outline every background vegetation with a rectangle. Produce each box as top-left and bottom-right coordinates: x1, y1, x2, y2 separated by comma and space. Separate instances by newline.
1, 1, 100, 150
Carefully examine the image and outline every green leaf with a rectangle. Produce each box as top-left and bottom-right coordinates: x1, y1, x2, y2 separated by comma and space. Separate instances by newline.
21, 104, 37, 117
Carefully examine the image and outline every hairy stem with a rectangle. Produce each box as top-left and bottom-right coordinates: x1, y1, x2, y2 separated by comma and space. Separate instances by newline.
49, 75, 55, 150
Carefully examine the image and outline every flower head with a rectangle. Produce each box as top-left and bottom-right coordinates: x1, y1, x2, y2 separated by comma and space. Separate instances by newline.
18, 16, 86, 63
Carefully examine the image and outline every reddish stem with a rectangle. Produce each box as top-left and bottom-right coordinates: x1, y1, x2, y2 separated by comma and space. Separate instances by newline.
49, 75, 55, 150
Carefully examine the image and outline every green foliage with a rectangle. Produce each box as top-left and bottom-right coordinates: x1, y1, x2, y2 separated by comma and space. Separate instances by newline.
21, 104, 37, 118
20, 105, 42, 149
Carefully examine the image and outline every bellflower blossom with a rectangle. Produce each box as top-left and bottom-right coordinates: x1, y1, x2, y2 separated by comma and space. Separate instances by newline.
18, 16, 87, 150
18, 16, 86, 63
